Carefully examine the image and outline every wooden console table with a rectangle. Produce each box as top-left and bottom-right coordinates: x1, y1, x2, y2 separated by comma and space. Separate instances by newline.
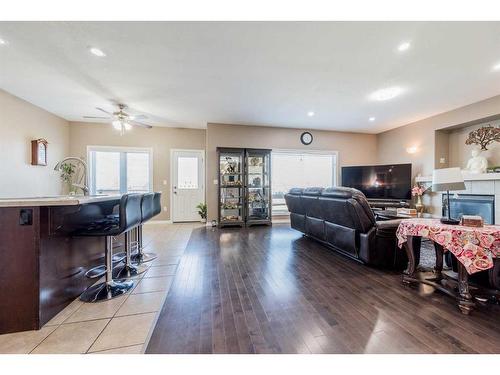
396, 218, 500, 314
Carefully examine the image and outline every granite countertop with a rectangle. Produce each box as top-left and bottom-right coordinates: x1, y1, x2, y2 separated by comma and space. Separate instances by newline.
0, 194, 121, 207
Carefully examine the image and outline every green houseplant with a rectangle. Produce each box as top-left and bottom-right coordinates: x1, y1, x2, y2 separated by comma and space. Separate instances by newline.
196, 202, 207, 223
59, 162, 76, 194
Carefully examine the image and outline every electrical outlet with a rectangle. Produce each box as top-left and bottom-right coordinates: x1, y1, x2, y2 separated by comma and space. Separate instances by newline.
213, 179, 218, 185
163, 206, 168, 212
163, 180, 168, 185
440, 157, 446, 164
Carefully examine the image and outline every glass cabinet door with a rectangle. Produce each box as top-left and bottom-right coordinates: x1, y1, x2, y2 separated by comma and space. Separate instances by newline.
246, 150, 271, 222
219, 150, 244, 224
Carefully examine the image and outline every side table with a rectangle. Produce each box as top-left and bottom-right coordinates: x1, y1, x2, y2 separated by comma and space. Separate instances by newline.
403, 236, 476, 314
397, 218, 500, 315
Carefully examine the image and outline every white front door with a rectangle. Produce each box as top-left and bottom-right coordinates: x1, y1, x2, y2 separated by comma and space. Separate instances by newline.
171, 150, 205, 222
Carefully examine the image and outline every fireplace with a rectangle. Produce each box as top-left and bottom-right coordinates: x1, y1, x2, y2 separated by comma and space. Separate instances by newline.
442, 194, 495, 224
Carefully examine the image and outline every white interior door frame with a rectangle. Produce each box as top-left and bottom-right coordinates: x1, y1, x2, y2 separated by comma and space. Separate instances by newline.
170, 149, 205, 222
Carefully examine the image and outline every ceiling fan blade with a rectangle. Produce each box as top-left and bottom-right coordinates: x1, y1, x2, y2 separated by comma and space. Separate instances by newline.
129, 114, 147, 121
83, 116, 111, 119
96, 107, 113, 115
128, 120, 153, 129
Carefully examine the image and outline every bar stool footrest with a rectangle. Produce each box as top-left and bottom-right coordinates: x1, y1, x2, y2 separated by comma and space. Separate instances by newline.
85, 254, 128, 279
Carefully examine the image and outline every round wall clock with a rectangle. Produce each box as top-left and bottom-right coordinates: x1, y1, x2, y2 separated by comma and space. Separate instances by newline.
300, 131, 313, 145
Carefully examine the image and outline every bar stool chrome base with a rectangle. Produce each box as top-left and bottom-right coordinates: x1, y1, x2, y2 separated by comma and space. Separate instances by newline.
113, 229, 149, 279
131, 251, 157, 264
131, 224, 157, 264
80, 280, 133, 303
113, 263, 148, 279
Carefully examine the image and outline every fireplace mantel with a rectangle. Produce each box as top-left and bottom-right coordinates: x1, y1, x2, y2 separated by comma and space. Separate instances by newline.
415, 172, 500, 183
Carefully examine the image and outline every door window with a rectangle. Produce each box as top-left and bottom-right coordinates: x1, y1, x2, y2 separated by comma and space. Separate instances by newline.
177, 157, 199, 189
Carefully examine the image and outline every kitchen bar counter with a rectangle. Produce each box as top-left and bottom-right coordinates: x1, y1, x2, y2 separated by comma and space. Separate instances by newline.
0, 194, 121, 207
0, 195, 123, 334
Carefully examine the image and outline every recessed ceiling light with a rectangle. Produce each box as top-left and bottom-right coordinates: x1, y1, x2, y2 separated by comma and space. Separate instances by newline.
307, 111, 315, 117
369, 117, 375, 122
89, 47, 106, 57
398, 42, 411, 52
492, 62, 500, 71
370, 86, 403, 101
0, 38, 8, 46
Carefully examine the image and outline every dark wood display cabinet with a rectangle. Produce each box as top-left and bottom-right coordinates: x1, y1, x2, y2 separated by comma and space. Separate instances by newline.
217, 147, 272, 228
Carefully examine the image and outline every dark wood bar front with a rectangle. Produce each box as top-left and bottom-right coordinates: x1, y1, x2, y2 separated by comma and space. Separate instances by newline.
0, 197, 121, 334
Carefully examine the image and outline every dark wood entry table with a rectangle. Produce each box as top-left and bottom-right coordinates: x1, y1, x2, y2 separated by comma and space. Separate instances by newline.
396, 218, 500, 315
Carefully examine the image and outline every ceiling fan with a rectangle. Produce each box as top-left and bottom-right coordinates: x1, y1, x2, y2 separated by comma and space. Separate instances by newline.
83, 103, 153, 135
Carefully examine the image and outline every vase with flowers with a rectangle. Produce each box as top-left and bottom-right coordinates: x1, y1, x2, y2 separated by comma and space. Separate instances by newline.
411, 183, 428, 215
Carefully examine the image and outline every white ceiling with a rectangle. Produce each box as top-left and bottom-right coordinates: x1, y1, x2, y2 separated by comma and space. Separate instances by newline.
1, 22, 500, 133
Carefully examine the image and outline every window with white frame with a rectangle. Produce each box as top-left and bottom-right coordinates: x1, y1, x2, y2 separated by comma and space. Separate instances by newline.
271, 150, 338, 215
88, 146, 153, 195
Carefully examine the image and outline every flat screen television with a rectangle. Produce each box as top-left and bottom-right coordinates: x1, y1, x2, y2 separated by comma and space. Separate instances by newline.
341, 163, 412, 200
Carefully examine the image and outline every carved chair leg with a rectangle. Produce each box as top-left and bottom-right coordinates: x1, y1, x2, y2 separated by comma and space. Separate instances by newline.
457, 262, 475, 315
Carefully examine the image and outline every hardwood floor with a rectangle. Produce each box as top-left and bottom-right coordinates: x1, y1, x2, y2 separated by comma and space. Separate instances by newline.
146, 224, 500, 354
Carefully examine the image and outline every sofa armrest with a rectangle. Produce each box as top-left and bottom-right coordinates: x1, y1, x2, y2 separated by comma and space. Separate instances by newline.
360, 220, 408, 269
375, 219, 402, 230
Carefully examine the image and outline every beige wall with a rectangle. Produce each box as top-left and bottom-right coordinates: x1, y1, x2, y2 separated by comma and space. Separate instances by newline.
68, 122, 206, 221
206, 122, 378, 221
448, 120, 500, 169
3, 83, 499, 221
377, 94, 500, 178
0, 89, 69, 198
376, 93, 500, 215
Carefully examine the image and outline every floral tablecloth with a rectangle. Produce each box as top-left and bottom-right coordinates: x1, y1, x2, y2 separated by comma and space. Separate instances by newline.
396, 218, 500, 274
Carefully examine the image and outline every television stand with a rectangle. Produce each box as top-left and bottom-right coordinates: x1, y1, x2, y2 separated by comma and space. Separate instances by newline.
368, 199, 410, 209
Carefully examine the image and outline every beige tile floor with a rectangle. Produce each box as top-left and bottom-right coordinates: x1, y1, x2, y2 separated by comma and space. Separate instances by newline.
0, 222, 201, 354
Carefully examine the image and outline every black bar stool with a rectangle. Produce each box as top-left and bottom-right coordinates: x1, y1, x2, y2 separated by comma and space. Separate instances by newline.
79, 194, 143, 302
131, 192, 158, 264
153, 191, 162, 217
68, 201, 124, 279
112, 194, 149, 280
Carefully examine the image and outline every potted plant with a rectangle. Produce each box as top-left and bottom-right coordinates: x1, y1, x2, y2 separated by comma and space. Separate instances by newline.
59, 162, 76, 194
196, 202, 207, 223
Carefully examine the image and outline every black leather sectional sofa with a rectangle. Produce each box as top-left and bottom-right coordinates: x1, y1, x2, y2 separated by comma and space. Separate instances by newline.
284, 186, 408, 270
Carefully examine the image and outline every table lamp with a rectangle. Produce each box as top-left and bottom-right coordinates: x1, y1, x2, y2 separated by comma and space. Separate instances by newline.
432, 167, 465, 225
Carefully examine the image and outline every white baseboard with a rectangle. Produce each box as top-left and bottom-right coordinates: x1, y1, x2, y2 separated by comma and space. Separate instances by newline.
272, 218, 291, 224
145, 220, 172, 225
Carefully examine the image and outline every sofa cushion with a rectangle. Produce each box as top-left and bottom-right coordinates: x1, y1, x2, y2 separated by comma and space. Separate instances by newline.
319, 196, 356, 228
322, 186, 358, 199
284, 193, 306, 215
288, 188, 304, 195
303, 187, 324, 196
